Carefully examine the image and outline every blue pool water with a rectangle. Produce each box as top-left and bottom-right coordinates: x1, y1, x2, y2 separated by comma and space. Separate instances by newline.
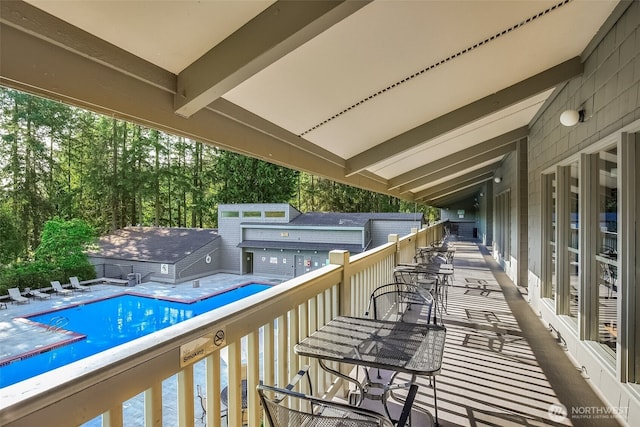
0, 284, 270, 388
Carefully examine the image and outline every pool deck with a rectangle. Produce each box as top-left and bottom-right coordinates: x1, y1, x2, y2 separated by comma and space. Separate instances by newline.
0, 274, 285, 365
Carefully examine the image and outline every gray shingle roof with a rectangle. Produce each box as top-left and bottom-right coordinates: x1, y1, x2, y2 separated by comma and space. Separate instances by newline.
88, 227, 219, 263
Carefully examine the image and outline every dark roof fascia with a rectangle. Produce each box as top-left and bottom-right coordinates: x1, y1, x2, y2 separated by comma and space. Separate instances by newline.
238, 240, 364, 253
239, 223, 365, 230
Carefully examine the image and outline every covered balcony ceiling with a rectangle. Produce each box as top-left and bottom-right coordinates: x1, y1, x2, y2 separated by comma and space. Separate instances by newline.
0, 0, 621, 206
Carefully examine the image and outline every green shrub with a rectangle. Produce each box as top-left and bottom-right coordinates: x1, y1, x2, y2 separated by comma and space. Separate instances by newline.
0, 261, 97, 294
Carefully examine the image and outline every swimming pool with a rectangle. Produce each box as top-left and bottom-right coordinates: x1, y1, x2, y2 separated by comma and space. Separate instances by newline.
0, 283, 271, 388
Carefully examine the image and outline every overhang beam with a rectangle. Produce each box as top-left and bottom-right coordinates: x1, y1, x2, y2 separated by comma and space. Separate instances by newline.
346, 58, 583, 176
174, 0, 370, 117
415, 166, 497, 200
388, 127, 528, 190
397, 142, 517, 194
426, 186, 482, 208
0, 18, 402, 199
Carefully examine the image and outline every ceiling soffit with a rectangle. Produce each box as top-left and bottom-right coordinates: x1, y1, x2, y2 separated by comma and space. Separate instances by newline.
1, 0, 623, 207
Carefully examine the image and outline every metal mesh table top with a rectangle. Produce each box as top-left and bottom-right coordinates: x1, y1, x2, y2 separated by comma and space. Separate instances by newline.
295, 316, 446, 375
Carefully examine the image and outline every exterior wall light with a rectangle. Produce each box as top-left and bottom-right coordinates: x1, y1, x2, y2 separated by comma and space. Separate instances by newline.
494, 177, 502, 183
560, 109, 585, 127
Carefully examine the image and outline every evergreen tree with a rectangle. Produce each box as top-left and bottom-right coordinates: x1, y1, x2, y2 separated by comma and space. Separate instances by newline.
213, 150, 299, 204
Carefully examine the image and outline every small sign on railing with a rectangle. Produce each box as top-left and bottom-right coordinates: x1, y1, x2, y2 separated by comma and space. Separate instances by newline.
180, 327, 226, 367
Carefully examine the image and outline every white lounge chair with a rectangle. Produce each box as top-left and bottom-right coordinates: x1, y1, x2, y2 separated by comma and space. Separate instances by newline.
30, 289, 51, 300
69, 276, 90, 292
8, 288, 29, 304
51, 281, 73, 295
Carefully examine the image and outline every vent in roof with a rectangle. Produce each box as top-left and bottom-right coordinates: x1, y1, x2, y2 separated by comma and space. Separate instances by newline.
299, 0, 571, 137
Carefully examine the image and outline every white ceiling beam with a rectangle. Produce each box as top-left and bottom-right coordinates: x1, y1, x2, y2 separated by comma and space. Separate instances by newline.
414, 166, 498, 200
396, 141, 517, 194
174, 0, 370, 118
345, 57, 583, 176
426, 186, 482, 208
421, 173, 493, 201
0, 17, 403, 200
388, 127, 528, 190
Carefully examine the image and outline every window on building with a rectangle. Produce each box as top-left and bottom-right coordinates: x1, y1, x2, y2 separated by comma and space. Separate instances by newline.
243, 211, 262, 218
567, 162, 579, 319
265, 211, 286, 218
221, 211, 239, 218
541, 127, 639, 381
542, 173, 556, 300
597, 147, 618, 352
495, 191, 511, 260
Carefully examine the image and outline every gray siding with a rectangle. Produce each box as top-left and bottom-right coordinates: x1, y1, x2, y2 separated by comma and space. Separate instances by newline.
250, 249, 329, 278
243, 227, 363, 246
251, 249, 296, 277
371, 219, 420, 247
173, 239, 221, 282
218, 203, 303, 274
528, 1, 640, 284
524, 2, 639, 414
89, 257, 174, 283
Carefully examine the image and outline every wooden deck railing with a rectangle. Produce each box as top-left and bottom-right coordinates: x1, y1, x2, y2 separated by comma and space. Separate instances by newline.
0, 222, 445, 427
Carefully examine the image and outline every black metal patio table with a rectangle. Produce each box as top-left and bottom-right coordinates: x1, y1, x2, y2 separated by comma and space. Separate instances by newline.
294, 315, 446, 425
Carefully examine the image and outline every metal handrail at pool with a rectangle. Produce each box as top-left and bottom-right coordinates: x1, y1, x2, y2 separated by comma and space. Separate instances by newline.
0, 223, 444, 427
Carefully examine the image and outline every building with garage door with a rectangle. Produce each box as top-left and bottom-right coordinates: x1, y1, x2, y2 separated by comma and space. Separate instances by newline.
217, 203, 424, 278
88, 204, 424, 282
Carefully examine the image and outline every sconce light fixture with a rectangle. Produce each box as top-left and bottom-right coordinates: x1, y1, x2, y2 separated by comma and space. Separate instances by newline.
560, 109, 585, 127
479, 192, 484, 197
494, 177, 502, 183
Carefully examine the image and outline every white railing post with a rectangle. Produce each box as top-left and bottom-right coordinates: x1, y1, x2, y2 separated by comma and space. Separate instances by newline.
145, 382, 162, 427
205, 352, 222, 427
388, 234, 399, 267
329, 250, 351, 316
247, 331, 261, 427
177, 364, 194, 427
104, 405, 123, 427
228, 341, 243, 427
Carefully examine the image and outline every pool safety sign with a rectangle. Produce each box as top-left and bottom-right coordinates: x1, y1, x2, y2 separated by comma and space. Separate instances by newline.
180, 327, 226, 367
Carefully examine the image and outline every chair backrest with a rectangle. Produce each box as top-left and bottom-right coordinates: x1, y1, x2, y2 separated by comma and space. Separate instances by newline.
8, 288, 21, 298
366, 283, 433, 324
70, 277, 80, 286
51, 281, 62, 290
257, 383, 394, 427
392, 268, 418, 285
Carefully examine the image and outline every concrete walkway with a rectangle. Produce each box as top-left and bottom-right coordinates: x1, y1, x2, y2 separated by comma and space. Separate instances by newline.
411, 240, 624, 427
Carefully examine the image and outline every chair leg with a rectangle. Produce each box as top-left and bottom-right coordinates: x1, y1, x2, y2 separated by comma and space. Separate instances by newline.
433, 376, 439, 426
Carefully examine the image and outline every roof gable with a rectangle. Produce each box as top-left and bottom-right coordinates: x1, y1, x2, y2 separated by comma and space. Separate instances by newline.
89, 227, 219, 263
